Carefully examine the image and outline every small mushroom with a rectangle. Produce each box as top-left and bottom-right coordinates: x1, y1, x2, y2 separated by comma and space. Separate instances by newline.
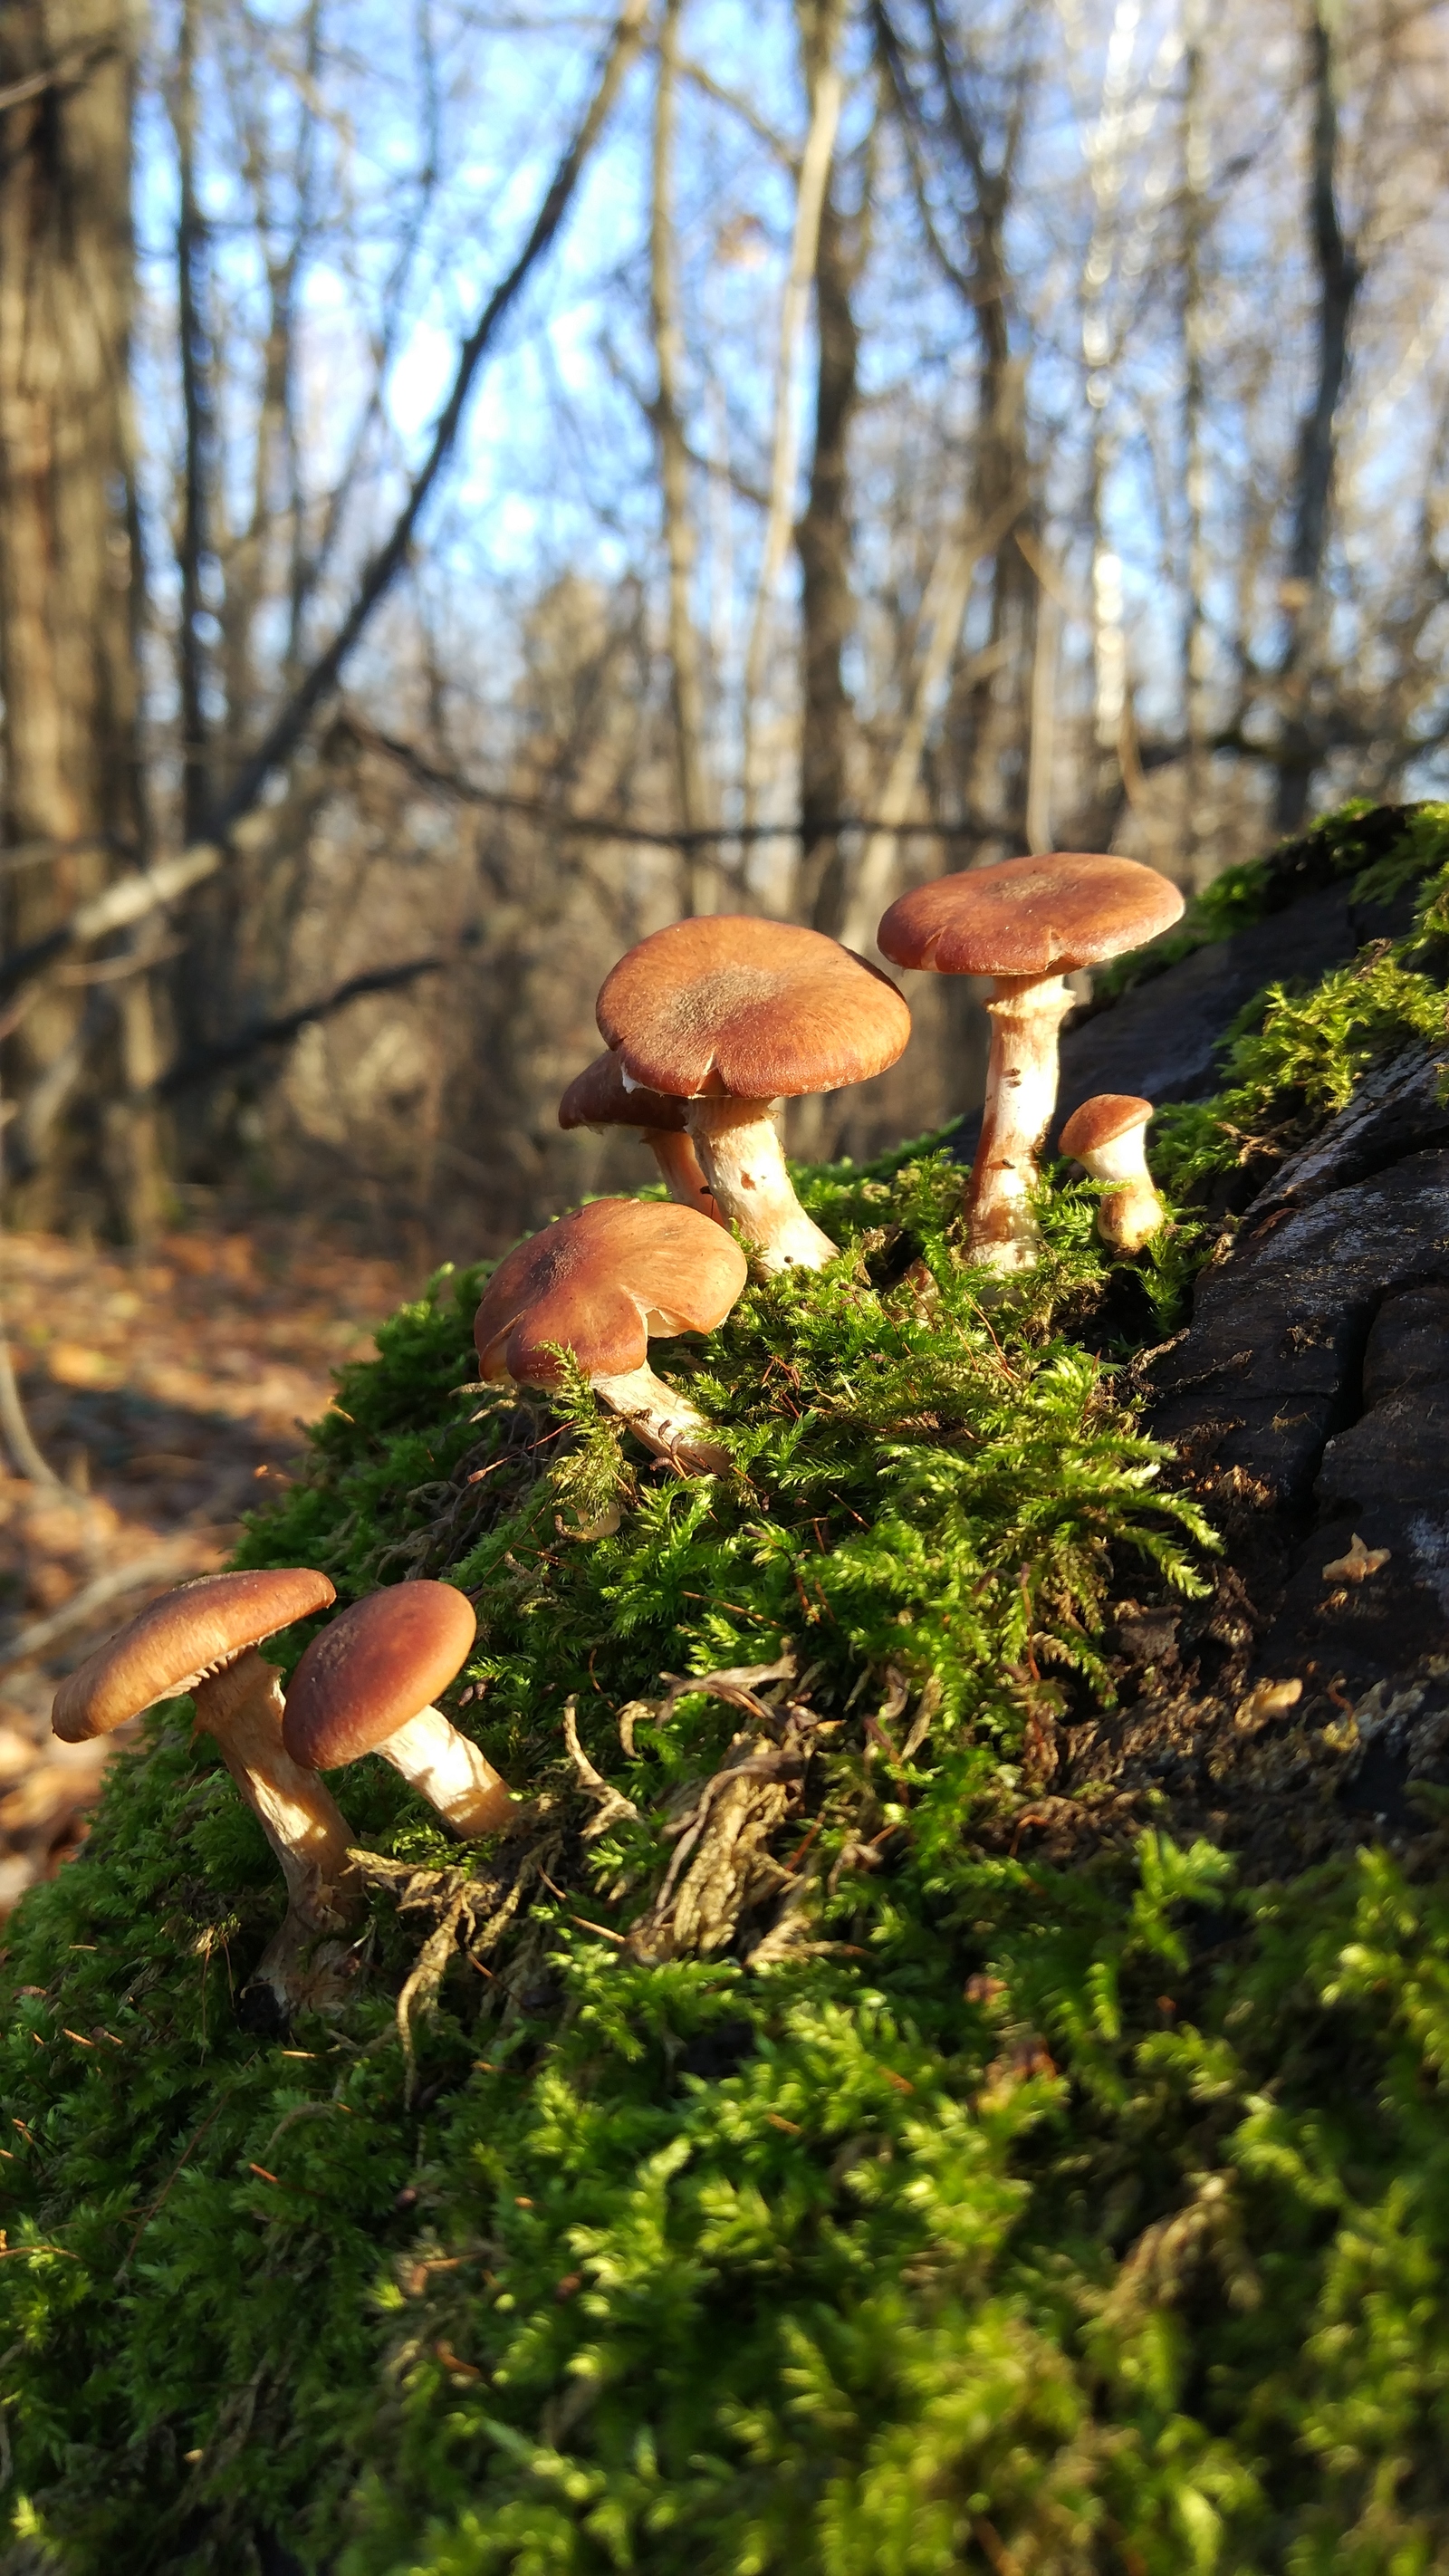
1059, 1093, 1165, 1254
473, 1197, 746, 1473
53, 1569, 358, 2013
559, 1048, 721, 1221
283, 1583, 513, 1836
878, 854, 1184, 1275
595, 916, 911, 1274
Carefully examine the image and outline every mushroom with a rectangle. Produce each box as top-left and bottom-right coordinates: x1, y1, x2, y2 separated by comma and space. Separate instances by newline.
53, 1569, 359, 2013
558, 1048, 721, 1221
595, 916, 911, 1274
473, 1196, 746, 1473
1059, 1093, 1166, 1254
877, 853, 1184, 1275
283, 1582, 513, 1837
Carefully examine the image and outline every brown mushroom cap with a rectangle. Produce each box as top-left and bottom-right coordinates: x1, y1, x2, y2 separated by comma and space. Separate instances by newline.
558, 1048, 688, 1134
1059, 1093, 1154, 1158
474, 1197, 747, 1388
283, 1582, 477, 1770
53, 1567, 336, 1744
878, 854, 1185, 979
596, 915, 911, 1100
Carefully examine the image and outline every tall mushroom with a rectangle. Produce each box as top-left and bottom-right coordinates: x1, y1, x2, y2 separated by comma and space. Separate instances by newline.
558, 1048, 721, 1221
283, 1583, 513, 1837
53, 1569, 359, 2013
595, 916, 911, 1274
1059, 1094, 1166, 1254
878, 854, 1184, 1275
474, 1197, 746, 1474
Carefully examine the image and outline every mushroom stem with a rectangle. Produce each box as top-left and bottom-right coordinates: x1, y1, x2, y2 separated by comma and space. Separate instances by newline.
592, 1360, 731, 1475
1083, 1131, 1165, 1254
193, 1648, 361, 2017
376, 1705, 514, 1837
645, 1128, 721, 1221
685, 1097, 837, 1274
967, 976, 1075, 1274
194, 1648, 356, 1900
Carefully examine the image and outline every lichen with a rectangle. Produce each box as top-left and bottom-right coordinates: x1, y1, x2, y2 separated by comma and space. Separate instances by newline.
5, 805, 1449, 2574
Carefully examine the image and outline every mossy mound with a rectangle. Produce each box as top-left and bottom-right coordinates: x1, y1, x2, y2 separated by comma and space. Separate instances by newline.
5, 806, 1449, 2575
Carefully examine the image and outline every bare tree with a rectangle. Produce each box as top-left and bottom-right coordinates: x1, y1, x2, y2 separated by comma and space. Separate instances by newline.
793, 0, 868, 935
1270, 0, 1363, 833
649, 0, 715, 914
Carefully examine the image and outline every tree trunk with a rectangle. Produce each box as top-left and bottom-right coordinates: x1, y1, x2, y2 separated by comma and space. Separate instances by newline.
0, 0, 158, 1233
1180, 0, 1211, 886
173, 0, 214, 850
958, 359, 1034, 862
1272, 0, 1360, 837
793, 120, 865, 938
649, 0, 714, 917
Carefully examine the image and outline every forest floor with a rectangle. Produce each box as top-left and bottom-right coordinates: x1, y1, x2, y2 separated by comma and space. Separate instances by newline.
0, 1221, 408, 1916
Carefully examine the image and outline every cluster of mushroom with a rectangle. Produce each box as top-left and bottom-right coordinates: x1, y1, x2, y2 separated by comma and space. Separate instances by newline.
875, 851, 1183, 1274
538, 853, 1182, 1455
536, 917, 915, 1465
47, 851, 1183, 2007
53, 1568, 512, 2012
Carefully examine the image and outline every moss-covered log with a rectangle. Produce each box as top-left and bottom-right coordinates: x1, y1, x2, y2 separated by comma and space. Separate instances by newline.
5, 804, 1449, 2574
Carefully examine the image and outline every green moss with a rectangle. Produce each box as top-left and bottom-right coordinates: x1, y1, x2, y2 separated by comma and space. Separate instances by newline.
1151, 876, 1449, 1202
5, 803, 1449, 2573
1094, 795, 1449, 1000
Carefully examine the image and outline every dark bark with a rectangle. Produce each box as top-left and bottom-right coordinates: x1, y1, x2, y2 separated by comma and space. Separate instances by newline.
1272, 2, 1362, 836
0, 0, 149, 1228
173, 0, 213, 848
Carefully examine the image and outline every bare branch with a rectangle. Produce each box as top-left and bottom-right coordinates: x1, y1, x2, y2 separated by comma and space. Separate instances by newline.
0, 0, 648, 1019
153, 954, 448, 1096
213, 0, 650, 836
0, 39, 117, 116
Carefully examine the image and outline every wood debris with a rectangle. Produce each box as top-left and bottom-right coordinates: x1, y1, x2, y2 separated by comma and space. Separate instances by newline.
1321, 1533, 1391, 1582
